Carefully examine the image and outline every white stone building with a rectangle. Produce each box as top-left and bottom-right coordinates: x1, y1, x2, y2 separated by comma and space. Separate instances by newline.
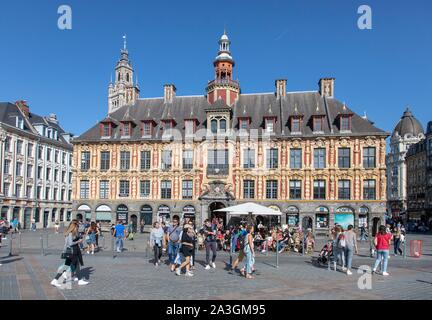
0, 101, 73, 229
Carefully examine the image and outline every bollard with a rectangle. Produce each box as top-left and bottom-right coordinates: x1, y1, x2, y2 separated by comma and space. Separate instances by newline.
275, 239, 279, 268
45, 231, 49, 250
40, 234, 44, 256
8, 233, 13, 257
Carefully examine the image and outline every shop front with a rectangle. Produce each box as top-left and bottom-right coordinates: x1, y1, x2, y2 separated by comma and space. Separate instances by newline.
157, 205, 171, 223
334, 207, 355, 230
286, 206, 299, 228
116, 204, 129, 224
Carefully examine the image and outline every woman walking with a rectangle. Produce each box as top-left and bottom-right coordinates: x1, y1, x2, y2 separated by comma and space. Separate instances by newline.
85, 222, 99, 255
176, 226, 195, 277
150, 221, 164, 267
51, 222, 88, 287
333, 226, 346, 272
393, 226, 403, 256
372, 225, 393, 276
243, 225, 255, 279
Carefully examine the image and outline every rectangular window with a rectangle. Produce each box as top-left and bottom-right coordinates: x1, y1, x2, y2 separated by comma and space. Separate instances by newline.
267, 148, 278, 169
37, 166, 42, 179
102, 123, 110, 137
62, 152, 66, 165
26, 186, 32, 198
182, 180, 193, 199
38, 146, 43, 159
239, 119, 249, 130
313, 117, 323, 132
55, 151, 59, 163
314, 148, 326, 169
182, 150, 193, 170
68, 173, 72, 184
61, 171, 66, 182
3, 183, 10, 196
140, 150, 151, 171
99, 180, 109, 199
46, 168, 51, 180
291, 118, 301, 133
15, 184, 21, 198
5, 137, 11, 152
185, 120, 195, 136
142, 122, 152, 136
265, 118, 275, 133
338, 180, 351, 200
100, 151, 110, 170
68, 190, 72, 201
54, 169, 59, 181
4, 160, 10, 174
266, 180, 278, 199
61, 189, 65, 201
53, 188, 58, 201
120, 151, 130, 170
27, 143, 33, 157
45, 187, 50, 200
16, 140, 23, 154
341, 116, 351, 131
27, 165, 33, 178
81, 151, 90, 170
37, 186, 42, 200
161, 150, 172, 170
207, 149, 229, 175
161, 180, 172, 199
338, 148, 350, 169
290, 148, 302, 169
47, 148, 51, 161
122, 123, 130, 136
119, 180, 130, 197
363, 179, 376, 200
243, 149, 255, 169
243, 180, 255, 199
289, 180, 302, 199
140, 180, 151, 198
80, 180, 89, 199
314, 180, 326, 200
363, 147, 376, 169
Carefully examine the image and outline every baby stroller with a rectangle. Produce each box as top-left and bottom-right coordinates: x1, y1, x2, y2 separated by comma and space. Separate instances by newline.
317, 241, 333, 265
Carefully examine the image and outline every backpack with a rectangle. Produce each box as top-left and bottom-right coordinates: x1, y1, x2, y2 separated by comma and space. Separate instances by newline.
238, 232, 248, 250
337, 234, 346, 249
78, 224, 85, 233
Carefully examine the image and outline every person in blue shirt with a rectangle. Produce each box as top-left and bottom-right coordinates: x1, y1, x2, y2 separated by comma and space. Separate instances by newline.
114, 220, 127, 252
165, 215, 182, 272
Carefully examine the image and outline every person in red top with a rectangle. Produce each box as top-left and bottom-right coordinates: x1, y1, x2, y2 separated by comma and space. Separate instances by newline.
372, 225, 393, 276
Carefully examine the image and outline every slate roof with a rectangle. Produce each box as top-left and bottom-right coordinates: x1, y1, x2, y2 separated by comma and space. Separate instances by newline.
392, 108, 424, 138
0, 102, 73, 150
74, 91, 389, 143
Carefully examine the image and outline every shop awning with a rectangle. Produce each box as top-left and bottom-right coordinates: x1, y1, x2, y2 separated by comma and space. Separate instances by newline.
215, 203, 281, 216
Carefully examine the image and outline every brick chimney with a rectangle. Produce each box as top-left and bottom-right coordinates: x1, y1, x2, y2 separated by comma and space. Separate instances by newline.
275, 79, 287, 99
318, 78, 335, 98
15, 100, 30, 117
164, 84, 176, 104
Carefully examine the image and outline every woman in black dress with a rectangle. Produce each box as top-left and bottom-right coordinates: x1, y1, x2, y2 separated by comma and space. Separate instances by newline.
175, 226, 195, 277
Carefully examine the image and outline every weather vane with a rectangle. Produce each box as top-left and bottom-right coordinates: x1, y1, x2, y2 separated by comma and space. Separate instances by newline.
123, 34, 127, 50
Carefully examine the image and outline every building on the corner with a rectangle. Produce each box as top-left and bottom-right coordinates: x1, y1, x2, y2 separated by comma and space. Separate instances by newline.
405, 120, 432, 227
72, 32, 389, 236
0, 101, 73, 229
386, 108, 425, 220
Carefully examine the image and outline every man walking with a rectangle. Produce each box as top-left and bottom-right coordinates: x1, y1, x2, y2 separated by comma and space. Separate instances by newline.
114, 220, 127, 252
201, 219, 218, 270
344, 225, 358, 275
165, 215, 182, 272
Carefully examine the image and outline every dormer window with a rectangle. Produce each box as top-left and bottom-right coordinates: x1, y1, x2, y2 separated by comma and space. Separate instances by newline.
340, 115, 352, 131
238, 117, 251, 131
101, 123, 111, 137
291, 117, 302, 133
185, 119, 196, 136
313, 116, 324, 132
264, 117, 276, 133
220, 119, 226, 133
163, 120, 174, 131
142, 121, 154, 137
16, 117, 24, 129
121, 122, 131, 137
208, 116, 229, 135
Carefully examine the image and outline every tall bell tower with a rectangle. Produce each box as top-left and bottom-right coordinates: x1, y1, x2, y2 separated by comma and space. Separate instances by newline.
206, 31, 240, 106
108, 35, 140, 114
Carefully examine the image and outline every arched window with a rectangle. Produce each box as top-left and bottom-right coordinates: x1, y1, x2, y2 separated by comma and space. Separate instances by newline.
118, 73, 120, 81
211, 119, 218, 134
220, 119, 226, 133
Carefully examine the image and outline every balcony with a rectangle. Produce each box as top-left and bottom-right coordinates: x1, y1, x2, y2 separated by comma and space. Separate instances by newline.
207, 164, 229, 176
207, 79, 240, 90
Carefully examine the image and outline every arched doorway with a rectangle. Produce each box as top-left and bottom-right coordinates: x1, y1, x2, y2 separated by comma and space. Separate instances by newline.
116, 205, 129, 224
302, 216, 313, 231
157, 205, 171, 223
131, 214, 138, 233
372, 217, 380, 237
96, 205, 112, 229
77, 205, 91, 222
52, 208, 57, 223
76, 213, 83, 221
140, 205, 153, 226
209, 202, 226, 225
43, 209, 50, 228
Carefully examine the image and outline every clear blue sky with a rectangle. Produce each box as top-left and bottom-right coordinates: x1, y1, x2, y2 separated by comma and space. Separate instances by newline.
0, 0, 431, 137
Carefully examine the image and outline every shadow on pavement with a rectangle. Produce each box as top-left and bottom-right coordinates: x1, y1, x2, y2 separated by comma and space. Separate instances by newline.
0, 257, 23, 264
80, 267, 95, 280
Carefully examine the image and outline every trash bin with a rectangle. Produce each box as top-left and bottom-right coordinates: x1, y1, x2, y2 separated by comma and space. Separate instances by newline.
410, 240, 423, 258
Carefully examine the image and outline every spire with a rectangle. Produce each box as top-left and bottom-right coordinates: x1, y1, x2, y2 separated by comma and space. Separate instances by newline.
123, 34, 127, 51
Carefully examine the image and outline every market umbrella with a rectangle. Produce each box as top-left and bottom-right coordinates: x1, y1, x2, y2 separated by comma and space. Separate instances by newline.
214, 202, 281, 225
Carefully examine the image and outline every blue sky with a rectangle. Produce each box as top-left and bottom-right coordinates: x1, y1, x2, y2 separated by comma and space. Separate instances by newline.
0, 0, 431, 137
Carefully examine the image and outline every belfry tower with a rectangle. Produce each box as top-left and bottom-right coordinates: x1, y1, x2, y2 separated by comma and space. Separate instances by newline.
108, 36, 140, 114
206, 31, 240, 106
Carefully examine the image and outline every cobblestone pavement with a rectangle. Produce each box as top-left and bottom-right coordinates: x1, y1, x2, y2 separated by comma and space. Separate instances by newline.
1, 232, 432, 300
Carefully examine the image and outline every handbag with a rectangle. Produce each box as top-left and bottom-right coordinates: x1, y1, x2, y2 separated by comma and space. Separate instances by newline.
61, 247, 74, 260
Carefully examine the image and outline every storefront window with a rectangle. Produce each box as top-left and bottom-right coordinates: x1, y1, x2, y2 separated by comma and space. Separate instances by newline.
315, 206, 329, 229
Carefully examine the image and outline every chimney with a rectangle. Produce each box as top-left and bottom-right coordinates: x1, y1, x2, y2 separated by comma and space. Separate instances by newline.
164, 84, 176, 104
47, 113, 58, 124
15, 100, 30, 117
275, 79, 287, 99
318, 78, 335, 98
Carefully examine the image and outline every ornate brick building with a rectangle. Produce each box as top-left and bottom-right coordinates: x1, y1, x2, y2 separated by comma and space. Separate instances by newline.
72, 33, 389, 236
